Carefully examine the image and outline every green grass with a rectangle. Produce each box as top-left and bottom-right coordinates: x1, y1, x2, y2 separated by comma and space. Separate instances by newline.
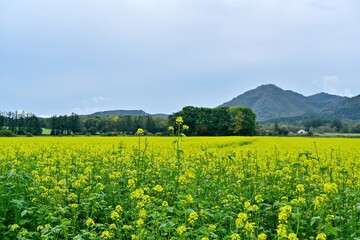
41, 128, 52, 135
323, 132, 360, 137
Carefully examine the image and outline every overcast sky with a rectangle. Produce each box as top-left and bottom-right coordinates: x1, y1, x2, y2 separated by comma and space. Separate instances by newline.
1, 0, 359, 116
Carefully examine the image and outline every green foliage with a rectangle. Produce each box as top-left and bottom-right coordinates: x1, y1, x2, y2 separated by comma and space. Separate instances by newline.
0, 129, 15, 137
169, 106, 256, 136
77, 115, 168, 136
0, 137, 359, 239
49, 113, 80, 135
0, 111, 42, 136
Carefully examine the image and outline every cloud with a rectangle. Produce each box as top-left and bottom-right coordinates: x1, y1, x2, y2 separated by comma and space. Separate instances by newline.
91, 96, 111, 103
73, 96, 112, 115
71, 107, 103, 115
342, 88, 353, 97
315, 75, 353, 97
1, 1, 359, 115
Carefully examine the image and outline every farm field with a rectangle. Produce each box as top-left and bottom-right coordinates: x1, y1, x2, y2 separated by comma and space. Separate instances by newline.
0, 136, 359, 239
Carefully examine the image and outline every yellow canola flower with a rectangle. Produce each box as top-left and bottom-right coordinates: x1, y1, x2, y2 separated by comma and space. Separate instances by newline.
128, 179, 136, 189
123, 225, 134, 231
208, 224, 216, 231
131, 234, 138, 240
176, 225, 187, 235
288, 233, 299, 240
245, 222, 255, 235
10, 224, 20, 231
277, 224, 287, 238
188, 211, 199, 225
316, 233, 327, 240
255, 194, 264, 203
85, 218, 95, 227
130, 188, 144, 199
296, 184, 305, 193
185, 194, 194, 203
110, 211, 120, 221
96, 182, 104, 191
142, 194, 150, 203
136, 218, 144, 227
231, 233, 241, 240
69, 203, 78, 208
313, 195, 327, 210
244, 201, 252, 211
178, 175, 188, 184
136, 201, 145, 209
153, 184, 163, 192
257, 233, 267, 240
101, 230, 112, 239
278, 205, 292, 223
67, 193, 78, 201
236, 212, 248, 228
175, 116, 184, 124
115, 205, 123, 213
325, 214, 334, 222
136, 128, 144, 135
162, 201, 169, 207
290, 197, 306, 206
323, 183, 338, 194
139, 208, 147, 218
20, 228, 28, 236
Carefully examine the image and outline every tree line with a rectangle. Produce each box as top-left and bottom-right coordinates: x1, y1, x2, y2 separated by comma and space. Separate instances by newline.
76, 106, 256, 136
1, 106, 258, 136
256, 118, 360, 136
0, 111, 42, 136
5, 108, 360, 137
169, 106, 256, 136
76, 115, 168, 135
49, 113, 81, 135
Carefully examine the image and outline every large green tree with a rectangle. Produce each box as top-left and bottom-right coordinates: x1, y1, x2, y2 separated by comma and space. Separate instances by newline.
169, 106, 256, 136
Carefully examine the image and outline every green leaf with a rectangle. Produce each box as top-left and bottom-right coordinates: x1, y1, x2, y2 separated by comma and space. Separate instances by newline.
310, 216, 321, 226
61, 220, 72, 226
325, 224, 338, 236
21, 210, 28, 217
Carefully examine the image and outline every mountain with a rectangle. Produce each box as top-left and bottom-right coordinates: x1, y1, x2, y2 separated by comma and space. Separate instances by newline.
328, 95, 360, 120
219, 84, 352, 121
219, 84, 317, 121
89, 110, 167, 118
308, 92, 348, 109
87, 85, 358, 122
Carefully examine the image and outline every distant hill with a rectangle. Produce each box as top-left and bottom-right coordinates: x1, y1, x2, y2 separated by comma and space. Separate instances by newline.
219, 84, 353, 121
308, 92, 348, 109
87, 84, 359, 122
219, 84, 316, 121
327, 95, 360, 120
89, 110, 167, 118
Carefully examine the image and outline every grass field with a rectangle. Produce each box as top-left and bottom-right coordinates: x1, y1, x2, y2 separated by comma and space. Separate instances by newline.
322, 132, 360, 138
0, 136, 359, 239
41, 128, 52, 135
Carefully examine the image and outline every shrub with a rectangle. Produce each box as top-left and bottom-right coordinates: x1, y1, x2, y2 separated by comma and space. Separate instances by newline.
0, 129, 16, 137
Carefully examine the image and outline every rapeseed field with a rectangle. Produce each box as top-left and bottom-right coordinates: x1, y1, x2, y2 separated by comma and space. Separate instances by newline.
0, 135, 359, 239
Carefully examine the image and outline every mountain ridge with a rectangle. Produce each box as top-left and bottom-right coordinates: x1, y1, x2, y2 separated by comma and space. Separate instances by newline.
89, 110, 167, 119
219, 84, 352, 121
86, 84, 358, 122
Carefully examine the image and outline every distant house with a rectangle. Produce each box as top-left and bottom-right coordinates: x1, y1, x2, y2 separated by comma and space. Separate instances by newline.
297, 129, 307, 135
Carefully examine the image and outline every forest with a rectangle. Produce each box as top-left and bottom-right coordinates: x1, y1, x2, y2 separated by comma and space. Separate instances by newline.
1, 107, 360, 137
0, 106, 256, 136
